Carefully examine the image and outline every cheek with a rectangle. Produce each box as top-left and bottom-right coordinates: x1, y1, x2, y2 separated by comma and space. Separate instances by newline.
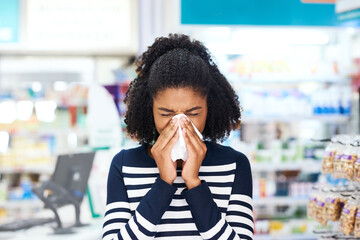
190, 115, 207, 133
154, 116, 171, 134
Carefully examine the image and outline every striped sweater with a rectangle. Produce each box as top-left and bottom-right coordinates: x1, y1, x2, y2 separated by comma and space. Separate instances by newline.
102, 141, 254, 240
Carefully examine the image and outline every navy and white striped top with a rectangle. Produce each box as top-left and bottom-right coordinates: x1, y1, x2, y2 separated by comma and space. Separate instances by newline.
102, 141, 253, 240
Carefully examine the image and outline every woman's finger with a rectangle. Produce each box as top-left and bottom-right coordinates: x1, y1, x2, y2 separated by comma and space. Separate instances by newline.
184, 129, 204, 157
182, 128, 196, 154
164, 130, 179, 152
182, 118, 202, 146
156, 118, 179, 149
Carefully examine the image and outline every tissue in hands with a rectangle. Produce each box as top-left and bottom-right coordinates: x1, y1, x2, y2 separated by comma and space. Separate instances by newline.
171, 114, 203, 162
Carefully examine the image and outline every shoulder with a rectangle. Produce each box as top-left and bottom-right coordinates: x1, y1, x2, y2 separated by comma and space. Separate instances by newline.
111, 144, 155, 170
110, 145, 144, 171
206, 141, 251, 171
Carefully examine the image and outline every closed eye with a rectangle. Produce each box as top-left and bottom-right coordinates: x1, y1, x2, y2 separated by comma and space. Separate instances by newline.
160, 113, 199, 117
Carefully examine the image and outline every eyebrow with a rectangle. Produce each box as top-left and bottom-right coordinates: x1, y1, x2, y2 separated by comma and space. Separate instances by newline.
158, 106, 202, 113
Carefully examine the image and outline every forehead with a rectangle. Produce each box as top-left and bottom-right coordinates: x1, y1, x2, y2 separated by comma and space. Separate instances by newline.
153, 88, 206, 108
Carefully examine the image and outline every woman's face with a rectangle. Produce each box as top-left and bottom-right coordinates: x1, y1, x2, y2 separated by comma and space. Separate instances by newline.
153, 87, 208, 134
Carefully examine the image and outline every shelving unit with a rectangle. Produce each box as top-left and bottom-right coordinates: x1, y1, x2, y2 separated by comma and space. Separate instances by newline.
0, 82, 92, 222
227, 74, 350, 84
254, 197, 308, 207
242, 115, 350, 124
251, 160, 321, 173
224, 53, 353, 238
255, 234, 317, 240
0, 200, 43, 209
0, 166, 54, 175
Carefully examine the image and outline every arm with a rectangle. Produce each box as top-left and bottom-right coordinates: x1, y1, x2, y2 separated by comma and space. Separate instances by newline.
181, 152, 254, 240
102, 150, 177, 240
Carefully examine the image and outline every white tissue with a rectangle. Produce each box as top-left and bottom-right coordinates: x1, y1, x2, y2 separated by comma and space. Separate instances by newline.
171, 114, 203, 162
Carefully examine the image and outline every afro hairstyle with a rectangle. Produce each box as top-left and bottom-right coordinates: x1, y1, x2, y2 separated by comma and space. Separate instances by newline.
124, 33, 241, 144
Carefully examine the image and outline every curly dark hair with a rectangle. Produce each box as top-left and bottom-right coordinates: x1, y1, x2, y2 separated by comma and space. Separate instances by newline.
124, 33, 241, 144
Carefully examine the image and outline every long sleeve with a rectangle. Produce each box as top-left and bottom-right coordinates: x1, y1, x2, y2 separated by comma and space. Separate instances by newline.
102, 150, 177, 240
181, 151, 254, 240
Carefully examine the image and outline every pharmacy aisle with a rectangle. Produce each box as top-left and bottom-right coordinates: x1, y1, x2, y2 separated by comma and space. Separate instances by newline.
179, 3, 360, 235
1, 0, 360, 239
0, 0, 138, 235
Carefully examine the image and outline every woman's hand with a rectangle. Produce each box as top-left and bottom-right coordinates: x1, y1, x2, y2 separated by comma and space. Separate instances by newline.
151, 118, 179, 185
180, 116, 207, 189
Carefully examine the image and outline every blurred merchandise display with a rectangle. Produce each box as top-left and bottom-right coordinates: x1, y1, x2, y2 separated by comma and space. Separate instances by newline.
221, 53, 353, 239
227, 56, 340, 81
236, 85, 351, 120
307, 134, 360, 239
103, 82, 130, 117
351, 58, 360, 92
224, 129, 329, 239
221, 55, 353, 172
0, 59, 135, 224
0, 135, 52, 168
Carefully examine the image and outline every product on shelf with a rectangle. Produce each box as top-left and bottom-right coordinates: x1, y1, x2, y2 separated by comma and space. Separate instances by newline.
355, 209, 360, 237
321, 135, 360, 182
321, 138, 336, 174
353, 142, 360, 182
341, 138, 358, 180
355, 161, 360, 182
307, 190, 318, 218
314, 191, 328, 226
308, 185, 355, 225
324, 191, 342, 221
339, 197, 358, 236
340, 194, 350, 213
310, 135, 360, 238
332, 136, 347, 179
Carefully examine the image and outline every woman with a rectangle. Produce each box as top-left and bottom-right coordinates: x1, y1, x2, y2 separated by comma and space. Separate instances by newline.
102, 34, 253, 240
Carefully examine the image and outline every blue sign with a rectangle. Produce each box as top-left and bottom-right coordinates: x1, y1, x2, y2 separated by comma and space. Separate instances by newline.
0, 0, 20, 43
181, 0, 337, 26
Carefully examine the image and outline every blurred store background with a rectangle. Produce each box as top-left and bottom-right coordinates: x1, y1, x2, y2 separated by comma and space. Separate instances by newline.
1, 0, 360, 239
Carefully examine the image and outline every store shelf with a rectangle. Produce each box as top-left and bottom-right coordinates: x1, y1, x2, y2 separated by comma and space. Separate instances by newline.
0, 199, 43, 209
9, 128, 88, 136
0, 166, 54, 175
241, 115, 350, 124
255, 234, 316, 240
251, 160, 321, 173
254, 197, 308, 206
228, 74, 349, 84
